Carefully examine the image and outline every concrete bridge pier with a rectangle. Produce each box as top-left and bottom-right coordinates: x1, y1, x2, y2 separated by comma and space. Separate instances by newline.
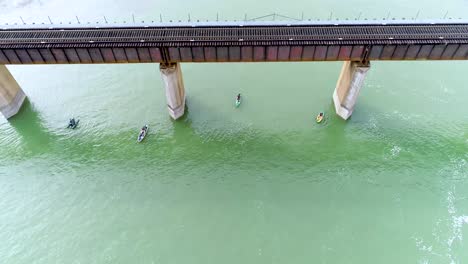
160, 63, 186, 120
333, 61, 370, 120
0, 65, 26, 119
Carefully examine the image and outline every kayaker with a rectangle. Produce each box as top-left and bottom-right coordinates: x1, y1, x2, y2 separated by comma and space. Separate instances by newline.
236, 94, 241, 101
69, 118, 76, 127
316, 112, 324, 123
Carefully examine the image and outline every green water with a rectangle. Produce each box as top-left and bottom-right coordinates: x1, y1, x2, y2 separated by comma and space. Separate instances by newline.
1, 1, 468, 263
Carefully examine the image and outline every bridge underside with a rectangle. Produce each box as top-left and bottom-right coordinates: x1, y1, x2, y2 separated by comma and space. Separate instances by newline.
2, 22, 468, 64
1, 44, 468, 64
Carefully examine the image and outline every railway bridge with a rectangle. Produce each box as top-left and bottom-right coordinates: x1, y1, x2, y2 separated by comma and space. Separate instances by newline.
1, 19, 468, 120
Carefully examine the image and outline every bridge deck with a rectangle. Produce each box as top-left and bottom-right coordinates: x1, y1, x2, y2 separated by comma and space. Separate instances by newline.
1, 23, 468, 46
1, 22, 468, 63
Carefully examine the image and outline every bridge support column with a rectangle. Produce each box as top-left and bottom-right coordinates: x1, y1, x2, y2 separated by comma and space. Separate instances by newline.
333, 61, 370, 120
0, 65, 26, 119
160, 63, 185, 120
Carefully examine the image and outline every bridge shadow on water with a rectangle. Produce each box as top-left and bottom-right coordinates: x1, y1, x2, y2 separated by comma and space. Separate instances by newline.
8, 99, 55, 155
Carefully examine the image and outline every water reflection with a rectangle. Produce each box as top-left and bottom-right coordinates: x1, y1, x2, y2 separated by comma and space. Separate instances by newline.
8, 99, 55, 155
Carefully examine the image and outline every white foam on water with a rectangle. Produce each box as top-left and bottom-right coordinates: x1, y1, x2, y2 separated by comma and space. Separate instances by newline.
366, 115, 378, 131
445, 191, 468, 264
391, 146, 401, 157
463, 216, 468, 224
414, 189, 468, 263
414, 237, 433, 253
440, 82, 454, 95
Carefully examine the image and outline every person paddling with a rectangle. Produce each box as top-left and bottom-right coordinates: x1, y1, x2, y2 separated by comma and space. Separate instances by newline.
316, 112, 324, 123
235, 93, 242, 108
139, 127, 146, 137
68, 118, 76, 128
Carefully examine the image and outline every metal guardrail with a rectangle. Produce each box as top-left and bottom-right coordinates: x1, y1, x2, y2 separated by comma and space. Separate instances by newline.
1, 12, 466, 29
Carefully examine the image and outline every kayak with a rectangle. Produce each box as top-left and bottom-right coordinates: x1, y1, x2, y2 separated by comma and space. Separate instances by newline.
316, 113, 324, 123
68, 119, 79, 129
137, 125, 149, 143
72, 120, 80, 129
235, 98, 241, 107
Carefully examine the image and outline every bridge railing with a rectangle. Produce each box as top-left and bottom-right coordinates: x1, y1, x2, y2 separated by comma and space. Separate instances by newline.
1, 12, 467, 29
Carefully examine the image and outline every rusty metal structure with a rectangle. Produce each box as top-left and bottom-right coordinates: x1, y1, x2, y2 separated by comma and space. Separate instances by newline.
1, 21, 468, 65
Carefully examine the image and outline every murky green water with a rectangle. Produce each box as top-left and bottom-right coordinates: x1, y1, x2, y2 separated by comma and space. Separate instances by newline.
1, 1, 468, 263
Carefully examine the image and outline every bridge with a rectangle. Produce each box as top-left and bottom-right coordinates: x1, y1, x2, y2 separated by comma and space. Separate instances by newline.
1, 19, 468, 120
